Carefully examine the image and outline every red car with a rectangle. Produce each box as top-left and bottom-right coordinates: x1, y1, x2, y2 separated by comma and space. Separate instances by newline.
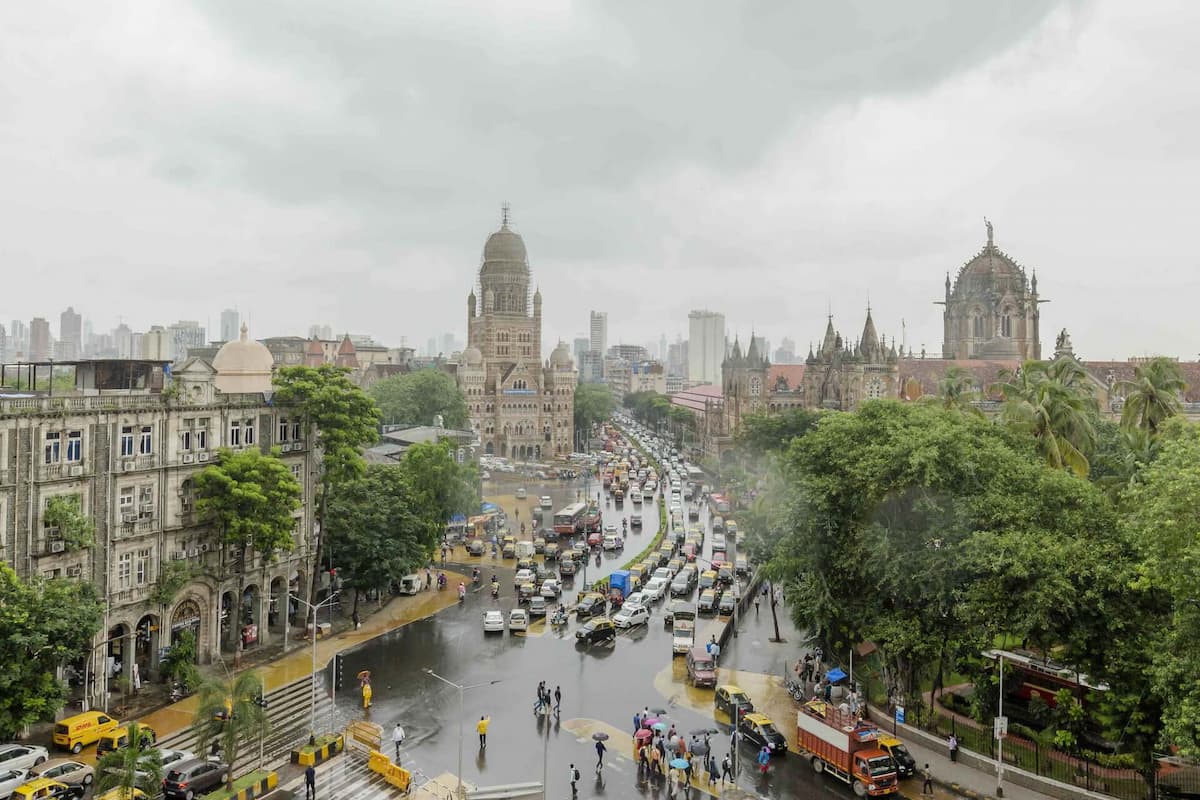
682, 543, 697, 562
711, 551, 727, 568
587, 531, 602, 547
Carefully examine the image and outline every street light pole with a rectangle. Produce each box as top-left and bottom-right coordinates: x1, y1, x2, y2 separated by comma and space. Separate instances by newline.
424, 668, 501, 800
996, 653, 1005, 797
289, 591, 339, 736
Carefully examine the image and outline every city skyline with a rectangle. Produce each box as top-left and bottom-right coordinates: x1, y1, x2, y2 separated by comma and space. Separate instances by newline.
3, 3, 1199, 360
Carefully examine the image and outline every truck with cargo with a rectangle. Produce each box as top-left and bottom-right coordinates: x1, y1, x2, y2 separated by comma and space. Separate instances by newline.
795, 700, 899, 797
672, 618, 695, 655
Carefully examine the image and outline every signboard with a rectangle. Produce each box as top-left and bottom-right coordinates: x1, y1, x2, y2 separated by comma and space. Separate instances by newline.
994, 715, 1008, 739
895, 706, 906, 724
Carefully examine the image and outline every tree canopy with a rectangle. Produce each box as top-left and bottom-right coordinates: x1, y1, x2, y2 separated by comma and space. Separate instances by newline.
369, 369, 468, 430
574, 383, 616, 444
0, 565, 103, 738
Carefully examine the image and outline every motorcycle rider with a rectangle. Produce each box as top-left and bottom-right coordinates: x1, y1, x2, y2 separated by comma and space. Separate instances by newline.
458, 582, 467, 602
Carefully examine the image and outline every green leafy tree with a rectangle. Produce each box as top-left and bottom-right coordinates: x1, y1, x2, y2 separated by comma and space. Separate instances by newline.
194, 448, 301, 648
326, 465, 443, 613
273, 365, 381, 609
734, 408, 821, 457
160, 629, 201, 694
997, 360, 1098, 477
0, 565, 103, 738
190, 671, 269, 792
1122, 423, 1200, 757
93, 723, 163, 798
1118, 356, 1187, 435
42, 494, 94, 551
928, 364, 984, 416
574, 383, 616, 446
400, 440, 479, 527
369, 369, 468, 429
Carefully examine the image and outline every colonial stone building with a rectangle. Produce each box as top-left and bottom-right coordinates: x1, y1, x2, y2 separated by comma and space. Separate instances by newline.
457, 209, 576, 460
0, 331, 318, 714
940, 220, 1043, 360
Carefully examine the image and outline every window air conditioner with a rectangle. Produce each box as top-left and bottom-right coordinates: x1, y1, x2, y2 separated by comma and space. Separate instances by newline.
187, 548, 200, 557
182, 454, 194, 464
66, 566, 82, 577
122, 513, 138, 524
199, 542, 210, 552
197, 453, 210, 462
172, 550, 187, 560
49, 541, 65, 553
68, 466, 84, 477
122, 462, 134, 472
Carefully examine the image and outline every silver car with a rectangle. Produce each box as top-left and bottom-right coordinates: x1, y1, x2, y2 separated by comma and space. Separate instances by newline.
0, 743, 48, 772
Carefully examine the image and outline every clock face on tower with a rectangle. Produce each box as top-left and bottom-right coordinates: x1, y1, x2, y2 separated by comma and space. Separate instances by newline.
749, 376, 761, 397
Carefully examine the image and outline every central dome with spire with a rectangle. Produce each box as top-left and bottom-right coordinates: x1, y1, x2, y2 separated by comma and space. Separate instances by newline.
478, 204, 531, 315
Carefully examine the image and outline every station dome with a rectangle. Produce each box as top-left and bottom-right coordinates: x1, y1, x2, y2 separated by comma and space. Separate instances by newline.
549, 341, 573, 369
213, 324, 274, 394
462, 345, 484, 367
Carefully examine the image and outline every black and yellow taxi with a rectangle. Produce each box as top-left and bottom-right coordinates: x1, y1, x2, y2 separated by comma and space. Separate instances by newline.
714, 685, 754, 720
575, 617, 617, 645
737, 713, 787, 756
575, 592, 607, 618
95, 724, 156, 757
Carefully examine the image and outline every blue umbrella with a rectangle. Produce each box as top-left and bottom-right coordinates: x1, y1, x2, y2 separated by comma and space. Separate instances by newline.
652, 722, 668, 732
670, 758, 689, 769
825, 667, 848, 683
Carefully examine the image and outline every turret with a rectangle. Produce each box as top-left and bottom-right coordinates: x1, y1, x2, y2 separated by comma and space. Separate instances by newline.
468, 290, 477, 319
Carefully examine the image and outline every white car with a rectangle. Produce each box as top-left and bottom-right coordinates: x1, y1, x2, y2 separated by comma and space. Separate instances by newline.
513, 568, 534, 588
624, 591, 647, 608
603, 523, 618, 534
613, 603, 650, 628
653, 567, 674, 582
483, 610, 506, 632
0, 769, 29, 799
711, 533, 727, 551
540, 579, 562, 598
508, 608, 529, 632
642, 577, 670, 601
516, 487, 527, 499
602, 535, 623, 551
540, 496, 553, 508
0, 744, 47, 772
529, 596, 547, 617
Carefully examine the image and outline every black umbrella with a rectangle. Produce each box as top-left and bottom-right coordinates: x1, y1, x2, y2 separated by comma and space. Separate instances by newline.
592, 732, 610, 742
650, 707, 669, 716
689, 728, 719, 736
690, 740, 710, 756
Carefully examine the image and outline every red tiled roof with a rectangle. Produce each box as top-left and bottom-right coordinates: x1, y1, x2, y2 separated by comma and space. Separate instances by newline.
670, 384, 723, 414
896, 358, 1019, 401
768, 364, 805, 391
1081, 360, 1200, 403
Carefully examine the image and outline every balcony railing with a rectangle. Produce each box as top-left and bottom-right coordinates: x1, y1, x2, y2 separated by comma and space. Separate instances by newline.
0, 391, 272, 415
111, 586, 150, 606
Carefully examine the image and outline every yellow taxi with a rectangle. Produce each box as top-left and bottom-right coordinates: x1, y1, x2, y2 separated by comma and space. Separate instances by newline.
11, 778, 82, 800
95, 723, 156, 757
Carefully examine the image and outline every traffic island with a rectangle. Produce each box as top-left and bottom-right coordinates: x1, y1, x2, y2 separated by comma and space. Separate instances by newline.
207, 770, 279, 800
290, 732, 344, 766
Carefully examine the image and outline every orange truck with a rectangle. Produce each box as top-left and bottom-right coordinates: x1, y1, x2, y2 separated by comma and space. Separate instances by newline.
795, 700, 899, 797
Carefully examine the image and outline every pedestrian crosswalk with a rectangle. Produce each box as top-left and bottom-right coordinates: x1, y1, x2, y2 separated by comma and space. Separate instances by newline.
278, 756, 405, 799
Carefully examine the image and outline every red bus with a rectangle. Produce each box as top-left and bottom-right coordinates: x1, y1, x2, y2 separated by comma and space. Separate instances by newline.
553, 503, 587, 535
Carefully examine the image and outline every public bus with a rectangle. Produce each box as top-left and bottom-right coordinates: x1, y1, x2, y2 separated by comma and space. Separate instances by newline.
709, 494, 732, 515
553, 503, 587, 535
582, 503, 602, 533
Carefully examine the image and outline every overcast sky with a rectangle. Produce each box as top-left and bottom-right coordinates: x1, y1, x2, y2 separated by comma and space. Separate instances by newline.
2, 1, 1198, 361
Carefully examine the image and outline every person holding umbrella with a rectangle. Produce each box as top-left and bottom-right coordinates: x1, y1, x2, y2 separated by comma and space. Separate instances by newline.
757, 745, 771, 776
593, 732, 608, 772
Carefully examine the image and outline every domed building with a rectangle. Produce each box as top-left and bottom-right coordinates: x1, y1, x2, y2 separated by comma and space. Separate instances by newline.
212, 324, 274, 394
941, 220, 1043, 360
459, 207, 576, 460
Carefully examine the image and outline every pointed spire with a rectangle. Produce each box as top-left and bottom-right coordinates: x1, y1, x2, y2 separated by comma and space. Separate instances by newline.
500, 202, 512, 228
820, 315, 837, 357
746, 330, 760, 364
730, 335, 743, 362
860, 307, 879, 362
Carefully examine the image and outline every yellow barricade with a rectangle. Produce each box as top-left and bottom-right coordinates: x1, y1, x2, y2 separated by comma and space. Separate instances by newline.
367, 750, 412, 792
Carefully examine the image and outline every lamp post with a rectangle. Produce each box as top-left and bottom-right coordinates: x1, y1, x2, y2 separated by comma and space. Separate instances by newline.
423, 668, 501, 800
289, 591, 339, 735
996, 652, 1006, 797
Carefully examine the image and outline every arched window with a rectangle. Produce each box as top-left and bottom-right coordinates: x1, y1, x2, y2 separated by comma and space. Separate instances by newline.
1000, 311, 1012, 338
972, 313, 985, 338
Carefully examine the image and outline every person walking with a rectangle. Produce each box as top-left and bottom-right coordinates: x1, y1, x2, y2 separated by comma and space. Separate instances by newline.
757, 746, 770, 777
477, 715, 490, 749
554, 685, 562, 714
634, 709, 642, 734
948, 734, 959, 763
534, 682, 546, 714
304, 764, 316, 800
595, 739, 607, 772
707, 753, 719, 786
720, 753, 733, 784
569, 763, 580, 796
391, 723, 406, 761
754, 595, 760, 614
922, 763, 934, 795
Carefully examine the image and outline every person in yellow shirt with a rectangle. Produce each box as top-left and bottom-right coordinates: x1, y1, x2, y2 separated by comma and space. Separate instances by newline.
477, 715, 490, 748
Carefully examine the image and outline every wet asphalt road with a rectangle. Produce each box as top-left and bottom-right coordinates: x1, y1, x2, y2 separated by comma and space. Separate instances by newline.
327, 472, 847, 800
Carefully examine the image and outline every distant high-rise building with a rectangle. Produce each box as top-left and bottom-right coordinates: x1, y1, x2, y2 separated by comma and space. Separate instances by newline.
589, 312, 607, 357
774, 337, 797, 365
220, 309, 240, 343
441, 332, 456, 356
667, 339, 689, 379
142, 326, 171, 360
113, 324, 134, 359
659, 334, 668, 362
169, 321, 206, 360
58, 307, 82, 360
427, 337, 438, 357
8, 320, 28, 358
608, 344, 649, 362
308, 323, 333, 340
688, 310, 725, 384
29, 318, 52, 361
0, 323, 7, 364
572, 337, 589, 366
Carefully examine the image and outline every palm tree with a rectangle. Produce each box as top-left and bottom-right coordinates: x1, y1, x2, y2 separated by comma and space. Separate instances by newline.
929, 365, 984, 416
1118, 357, 1187, 435
997, 360, 1098, 477
191, 671, 270, 792
92, 723, 163, 799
